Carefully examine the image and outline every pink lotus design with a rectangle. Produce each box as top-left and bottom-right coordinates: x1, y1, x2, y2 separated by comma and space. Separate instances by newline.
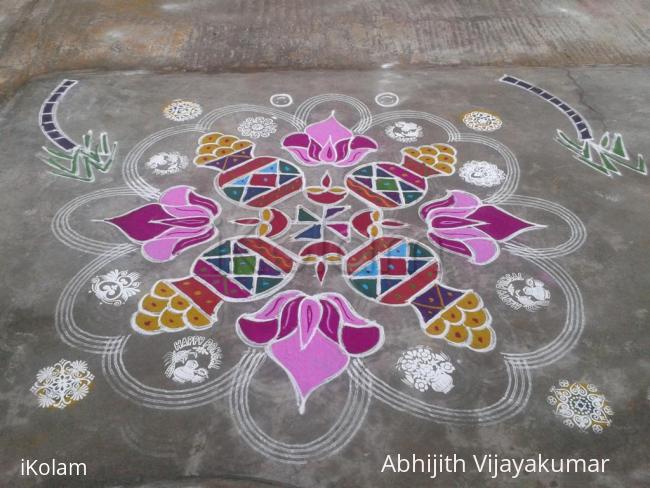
106, 185, 220, 262
420, 190, 540, 265
237, 291, 384, 413
282, 113, 378, 167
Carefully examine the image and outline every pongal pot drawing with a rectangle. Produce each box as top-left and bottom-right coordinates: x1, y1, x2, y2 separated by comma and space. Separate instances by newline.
344, 144, 458, 208
194, 132, 305, 207
343, 235, 495, 351
132, 235, 297, 334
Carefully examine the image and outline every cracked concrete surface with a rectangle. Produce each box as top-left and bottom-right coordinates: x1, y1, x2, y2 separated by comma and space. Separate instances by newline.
1, 0, 650, 100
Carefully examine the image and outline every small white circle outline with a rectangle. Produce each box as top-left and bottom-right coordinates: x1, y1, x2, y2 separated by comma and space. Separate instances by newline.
375, 92, 399, 107
269, 93, 293, 108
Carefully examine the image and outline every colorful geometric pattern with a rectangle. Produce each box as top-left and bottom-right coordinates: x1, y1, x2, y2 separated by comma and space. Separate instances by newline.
345, 237, 439, 304
194, 133, 305, 207
292, 206, 350, 241
219, 158, 303, 207
346, 163, 424, 208
195, 237, 294, 299
345, 145, 456, 209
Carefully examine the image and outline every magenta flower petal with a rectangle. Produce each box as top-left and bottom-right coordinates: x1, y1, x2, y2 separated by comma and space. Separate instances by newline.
308, 140, 323, 162
171, 227, 216, 256
238, 292, 384, 414
341, 324, 383, 356
269, 330, 349, 414
159, 185, 194, 206
322, 294, 367, 325
350, 135, 379, 151
141, 227, 212, 262
298, 298, 322, 349
334, 138, 351, 161
159, 216, 211, 227
251, 290, 303, 320
278, 296, 305, 339
106, 204, 173, 241
420, 194, 456, 218
283, 133, 310, 148
306, 114, 352, 146
106, 185, 220, 262
430, 215, 477, 229
319, 139, 339, 163
427, 233, 473, 258
238, 317, 280, 345
421, 190, 539, 265
318, 300, 341, 342
341, 148, 370, 166
188, 190, 220, 215
468, 205, 537, 241
463, 238, 501, 265
285, 146, 317, 166
281, 114, 377, 167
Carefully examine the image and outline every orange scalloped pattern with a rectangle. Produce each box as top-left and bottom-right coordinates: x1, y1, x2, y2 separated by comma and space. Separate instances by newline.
194, 133, 253, 166
131, 280, 214, 335
423, 290, 495, 351
402, 143, 457, 175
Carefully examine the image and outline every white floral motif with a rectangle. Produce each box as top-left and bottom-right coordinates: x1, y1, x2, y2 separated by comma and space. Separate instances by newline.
163, 100, 202, 122
459, 161, 506, 187
145, 152, 189, 175
385, 121, 423, 143
237, 116, 278, 139
163, 336, 222, 384
31, 359, 94, 409
547, 380, 613, 433
462, 111, 502, 132
90, 270, 141, 306
396, 346, 455, 394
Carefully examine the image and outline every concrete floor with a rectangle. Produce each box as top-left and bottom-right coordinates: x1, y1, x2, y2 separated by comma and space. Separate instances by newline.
0, 2, 649, 488
1, 0, 650, 100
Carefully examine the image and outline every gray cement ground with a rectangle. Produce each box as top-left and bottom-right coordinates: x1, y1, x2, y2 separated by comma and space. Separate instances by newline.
2, 0, 650, 100
0, 67, 648, 487
0, 2, 649, 488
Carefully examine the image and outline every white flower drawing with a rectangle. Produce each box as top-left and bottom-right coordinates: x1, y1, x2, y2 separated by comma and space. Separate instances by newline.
31, 359, 94, 409
69, 360, 89, 375
163, 100, 202, 122
462, 111, 502, 132
396, 346, 455, 394
458, 161, 506, 187
36, 366, 56, 383
145, 152, 189, 175
90, 270, 141, 306
547, 380, 613, 433
237, 116, 278, 139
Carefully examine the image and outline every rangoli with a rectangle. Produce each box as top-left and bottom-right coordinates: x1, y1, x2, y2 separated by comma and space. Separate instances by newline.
45, 86, 597, 463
